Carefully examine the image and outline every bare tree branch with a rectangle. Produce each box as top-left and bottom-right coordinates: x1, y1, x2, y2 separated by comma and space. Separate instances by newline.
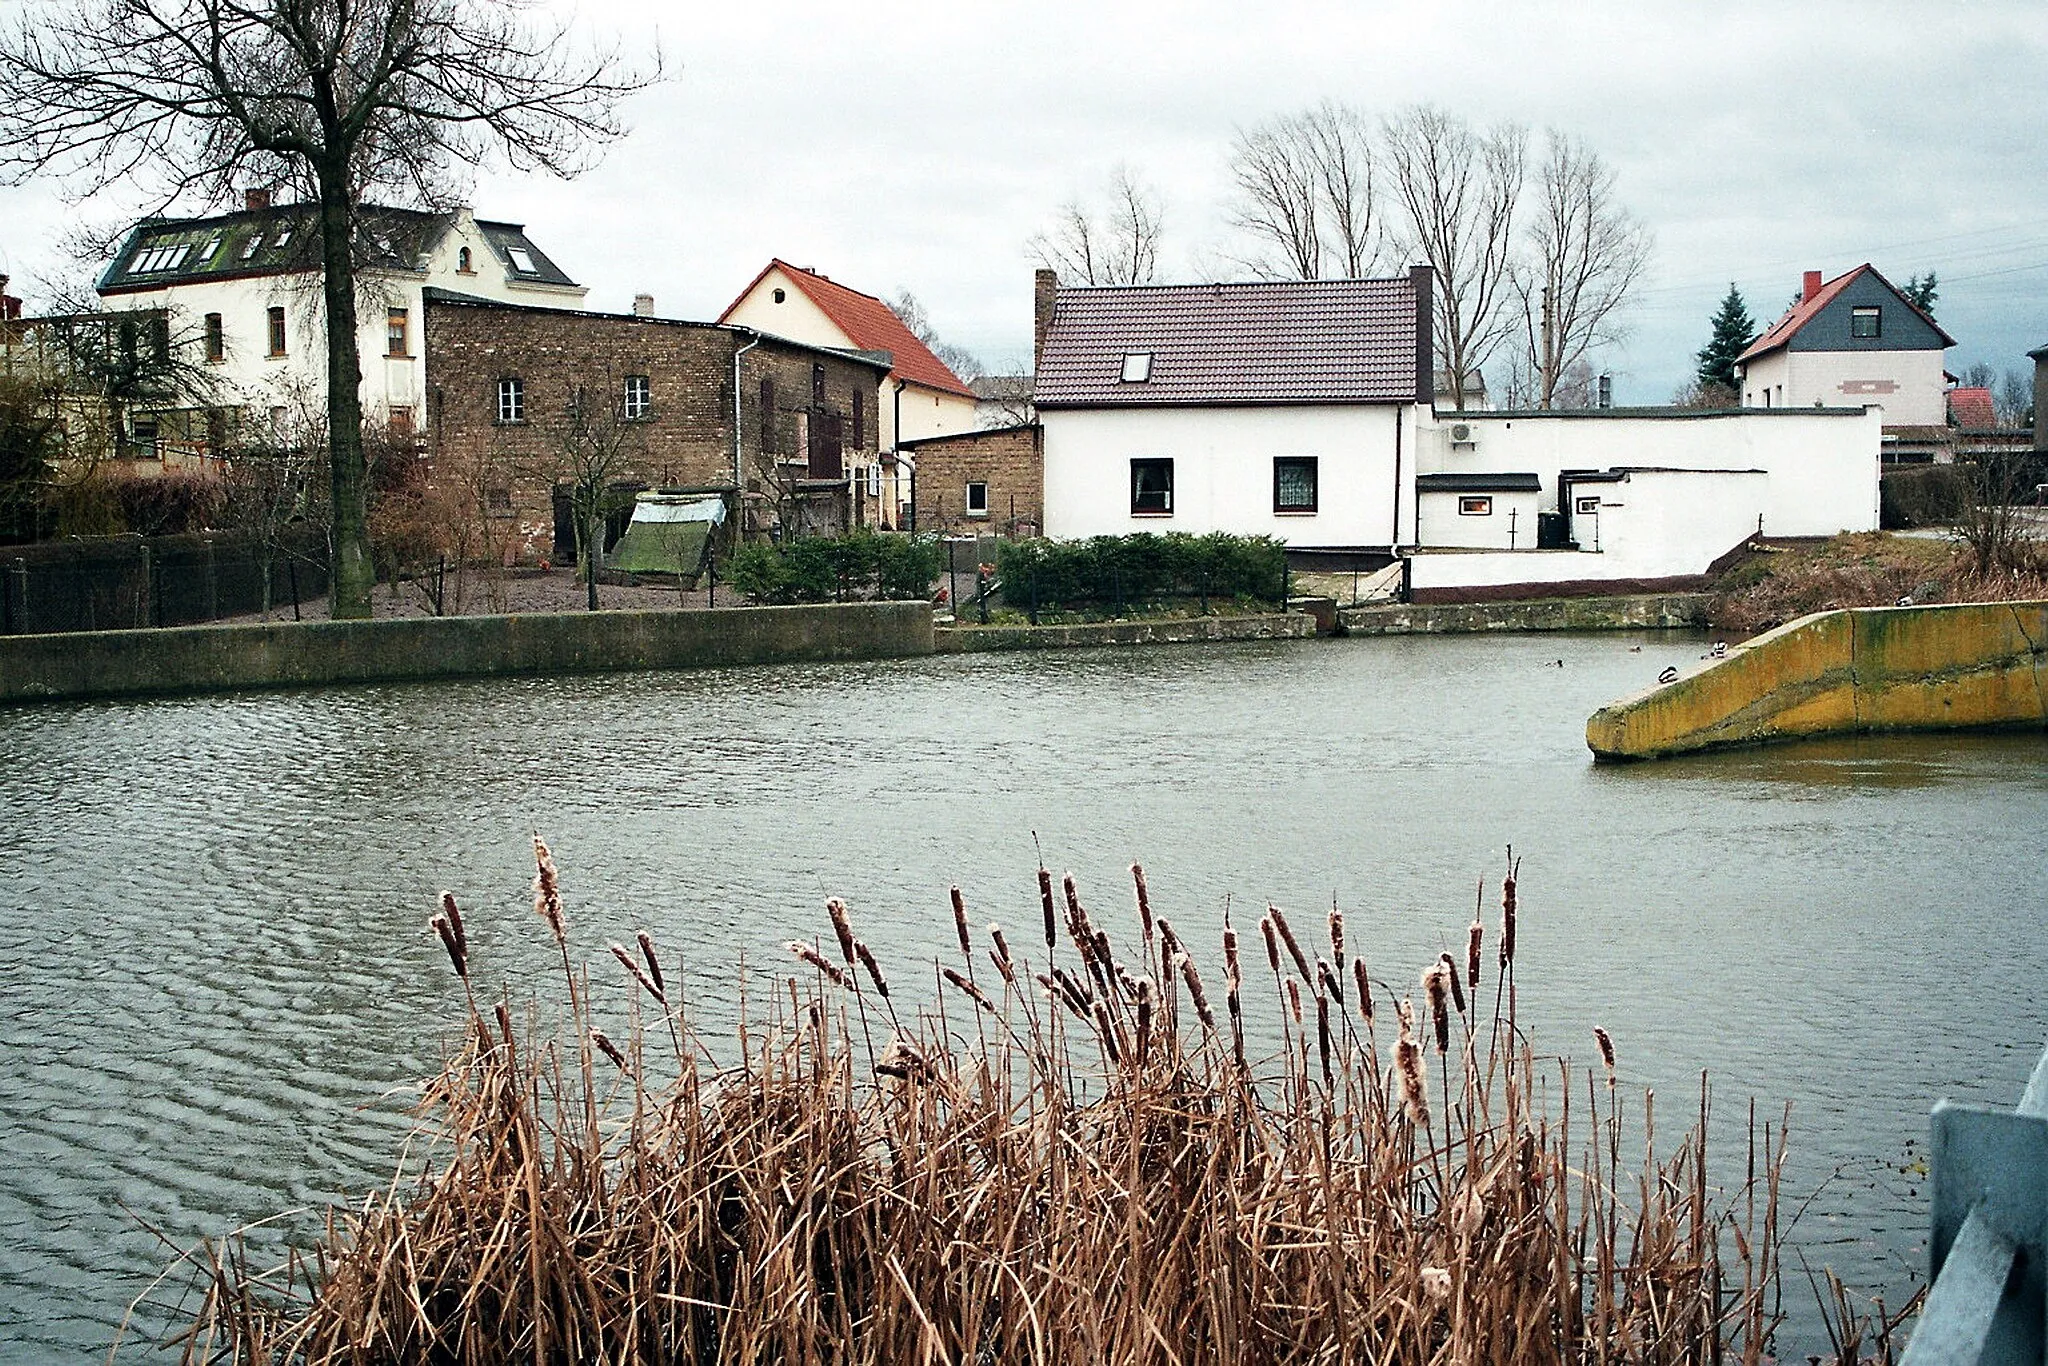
1224, 101, 1380, 281
1028, 164, 1164, 286
1512, 130, 1650, 409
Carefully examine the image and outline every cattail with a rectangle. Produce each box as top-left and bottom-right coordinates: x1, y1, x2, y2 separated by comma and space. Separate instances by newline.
1131, 862, 1154, 944
532, 835, 565, 947
1178, 953, 1216, 1032
1424, 962, 1450, 1054
1593, 1025, 1616, 1078
1453, 1185, 1486, 1237
1395, 1000, 1431, 1128
1260, 915, 1281, 975
1093, 1002, 1122, 1063
786, 940, 849, 989
942, 966, 997, 1014
854, 941, 889, 998
1063, 873, 1089, 944
635, 929, 664, 997
1223, 925, 1243, 1023
430, 912, 466, 979
1053, 966, 1093, 1010
1440, 952, 1467, 1014
827, 897, 856, 966
1500, 853, 1518, 967
494, 1001, 516, 1052
876, 1037, 932, 1082
947, 886, 972, 957
1352, 956, 1374, 1022
1038, 867, 1057, 947
440, 891, 467, 960
1136, 979, 1154, 1062
611, 942, 666, 1003
1421, 1266, 1452, 1303
1328, 906, 1344, 963
1316, 993, 1335, 1088
1285, 976, 1304, 1027
988, 923, 1015, 983
591, 1029, 628, 1071
1317, 955, 1344, 1006
1466, 920, 1483, 997
1269, 905, 1314, 984
1156, 916, 1183, 960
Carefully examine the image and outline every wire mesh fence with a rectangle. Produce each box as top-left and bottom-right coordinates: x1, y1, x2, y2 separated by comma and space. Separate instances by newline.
0, 529, 329, 635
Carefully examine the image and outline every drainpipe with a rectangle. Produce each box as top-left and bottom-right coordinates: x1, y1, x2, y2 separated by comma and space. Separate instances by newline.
731, 327, 761, 501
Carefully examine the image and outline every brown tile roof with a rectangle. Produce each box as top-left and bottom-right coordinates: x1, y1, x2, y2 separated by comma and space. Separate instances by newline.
1947, 385, 1996, 429
1035, 277, 1422, 407
718, 260, 974, 398
1737, 263, 1955, 364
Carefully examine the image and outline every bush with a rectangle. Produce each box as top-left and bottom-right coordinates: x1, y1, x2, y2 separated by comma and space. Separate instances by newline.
1879, 465, 1970, 529
106, 471, 228, 537
729, 531, 941, 605
997, 532, 1287, 612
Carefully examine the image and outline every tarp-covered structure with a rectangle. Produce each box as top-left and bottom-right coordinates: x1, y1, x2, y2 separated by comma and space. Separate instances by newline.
608, 493, 725, 585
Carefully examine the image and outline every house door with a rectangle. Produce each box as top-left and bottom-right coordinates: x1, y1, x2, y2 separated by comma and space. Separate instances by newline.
809, 410, 843, 481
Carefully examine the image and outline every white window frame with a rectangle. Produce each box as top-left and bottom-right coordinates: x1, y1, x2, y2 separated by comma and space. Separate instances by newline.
1457, 496, 1493, 516
965, 480, 989, 517
622, 374, 651, 420
496, 377, 525, 424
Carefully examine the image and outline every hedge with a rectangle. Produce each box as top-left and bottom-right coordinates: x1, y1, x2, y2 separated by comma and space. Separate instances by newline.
995, 532, 1287, 611
728, 530, 943, 605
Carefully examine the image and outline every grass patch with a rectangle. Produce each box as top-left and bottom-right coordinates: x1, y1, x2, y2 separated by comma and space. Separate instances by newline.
1708, 531, 2048, 636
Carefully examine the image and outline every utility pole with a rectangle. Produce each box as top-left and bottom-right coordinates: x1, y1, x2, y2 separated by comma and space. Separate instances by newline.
1539, 285, 1555, 410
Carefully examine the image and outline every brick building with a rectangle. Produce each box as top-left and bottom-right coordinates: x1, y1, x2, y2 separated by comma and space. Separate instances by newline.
424, 292, 892, 556
902, 423, 1043, 535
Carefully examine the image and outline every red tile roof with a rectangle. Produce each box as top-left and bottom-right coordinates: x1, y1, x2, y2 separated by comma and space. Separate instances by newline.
1034, 277, 1423, 407
1737, 264, 1955, 364
1947, 385, 1996, 429
718, 260, 973, 399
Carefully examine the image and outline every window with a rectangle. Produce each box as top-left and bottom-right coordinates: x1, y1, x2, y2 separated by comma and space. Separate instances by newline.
272, 227, 292, 249
1458, 496, 1493, 516
622, 374, 651, 420
811, 362, 826, 407
199, 235, 222, 262
1121, 352, 1153, 383
241, 234, 262, 261
772, 287, 786, 303
1130, 458, 1173, 515
386, 308, 409, 357
203, 312, 224, 363
866, 464, 883, 498
1575, 495, 1601, 515
130, 419, 160, 460
1851, 306, 1881, 338
266, 305, 286, 356
966, 481, 989, 517
388, 407, 415, 438
496, 377, 525, 424
851, 386, 865, 447
129, 243, 192, 274
487, 486, 512, 511
506, 245, 536, 274
1273, 457, 1318, 513
457, 246, 473, 273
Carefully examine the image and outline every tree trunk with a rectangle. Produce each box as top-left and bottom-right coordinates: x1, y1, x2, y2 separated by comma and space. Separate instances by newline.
317, 161, 375, 619
584, 507, 603, 611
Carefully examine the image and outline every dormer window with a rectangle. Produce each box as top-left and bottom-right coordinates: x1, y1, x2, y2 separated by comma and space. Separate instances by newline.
1851, 306, 1881, 339
1121, 352, 1153, 383
507, 246, 536, 274
457, 246, 473, 273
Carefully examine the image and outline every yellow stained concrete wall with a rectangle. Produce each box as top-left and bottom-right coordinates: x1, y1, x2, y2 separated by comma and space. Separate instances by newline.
1586, 600, 2048, 760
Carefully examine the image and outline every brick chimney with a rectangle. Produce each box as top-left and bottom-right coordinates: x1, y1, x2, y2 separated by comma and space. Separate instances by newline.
632, 293, 655, 318
1802, 269, 1822, 302
245, 187, 272, 213
1033, 268, 1058, 372
1409, 263, 1435, 405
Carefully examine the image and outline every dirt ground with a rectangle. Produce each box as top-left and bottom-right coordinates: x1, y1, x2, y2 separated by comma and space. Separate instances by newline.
225, 567, 756, 622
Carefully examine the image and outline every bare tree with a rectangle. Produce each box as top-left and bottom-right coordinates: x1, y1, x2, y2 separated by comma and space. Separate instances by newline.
1225, 102, 1381, 281
530, 377, 646, 612
1028, 164, 1164, 286
1382, 106, 1525, 411
891, 289, 983, 381
0, 0, 657, 617
1996, 367, 2033, 429
1512, 131, 1650, 410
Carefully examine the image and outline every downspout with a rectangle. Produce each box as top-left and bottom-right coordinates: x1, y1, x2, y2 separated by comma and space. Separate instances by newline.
1391, 409, 1404, 551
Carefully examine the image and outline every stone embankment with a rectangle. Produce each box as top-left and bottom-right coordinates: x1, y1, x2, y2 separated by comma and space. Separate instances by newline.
1586, 599, 2048, 760
936, 613, 1314, 652
1341, 593, 1708, 636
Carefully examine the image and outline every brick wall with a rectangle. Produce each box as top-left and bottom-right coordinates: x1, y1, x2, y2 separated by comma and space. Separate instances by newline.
424, 298, 885, 554
906, 424, 1042, 535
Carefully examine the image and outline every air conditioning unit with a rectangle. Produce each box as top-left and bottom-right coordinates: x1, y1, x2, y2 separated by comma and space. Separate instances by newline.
1449, 422, 1478, 445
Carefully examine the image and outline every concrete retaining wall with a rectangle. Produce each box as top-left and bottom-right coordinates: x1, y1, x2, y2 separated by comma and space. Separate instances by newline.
1341, 593, 1710, 636
1586, 599, 2048, 760
0, 602, 934, 704
936, 613, 1314, 653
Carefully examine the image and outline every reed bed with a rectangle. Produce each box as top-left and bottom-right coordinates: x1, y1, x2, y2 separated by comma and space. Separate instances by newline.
143, 842, 1807, 1364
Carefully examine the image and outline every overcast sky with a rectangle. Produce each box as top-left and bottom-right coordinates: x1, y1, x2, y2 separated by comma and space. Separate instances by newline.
3, 0, 2046, 403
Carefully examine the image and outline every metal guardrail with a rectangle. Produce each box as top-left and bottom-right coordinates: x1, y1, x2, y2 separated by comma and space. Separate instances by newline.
1902, 1044, 2048, 1364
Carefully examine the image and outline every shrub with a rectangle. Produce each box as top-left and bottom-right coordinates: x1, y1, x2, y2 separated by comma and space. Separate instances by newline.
729, 531, 941, 605
1878, 465, 1969, 529
998, 531, 1287, 611
726, 541, 795, 604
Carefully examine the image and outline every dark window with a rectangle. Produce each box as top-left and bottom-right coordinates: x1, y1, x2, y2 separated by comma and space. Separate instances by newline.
810, 410, 843, 480
966, 481, 989, 516
266, 305, 286, 356
496, 377, 524, 424
203, 313, 224, 362
623, 374, 650, 420
1458, 496, 1493, 516
205, 408, 228, 455
386, 308, 409, 357
1575, 495, 1601, 515
1274, 457, 1318, 513
457, 246, 473, 273
130, 419, 159, 460
1851, 306, 1881, 339
773, 287, 786, 303
851, 386, 865, 447
811, 362, 826, 408
1130, 458, 1173, 515
758, 377, 776, 452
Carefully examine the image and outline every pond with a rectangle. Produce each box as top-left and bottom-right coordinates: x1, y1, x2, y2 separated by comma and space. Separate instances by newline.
2, 631, 2045, 1359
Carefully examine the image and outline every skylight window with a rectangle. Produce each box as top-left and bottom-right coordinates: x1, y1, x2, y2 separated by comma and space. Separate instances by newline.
199, 235, 221, 262
130, 243, 194, 274
241, 235, 261, 260
506, 245, 537, 274
1120, 352, 1153, 383
272, 227, 292, 248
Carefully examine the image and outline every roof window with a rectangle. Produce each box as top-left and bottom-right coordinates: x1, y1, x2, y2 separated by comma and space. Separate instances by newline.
241, 235, 261, 260
272, 227, 292, 248
1120, 352, 1153, 383
506, 246, 537, 274
199, 235, 221, 261
130, 243, 193, 274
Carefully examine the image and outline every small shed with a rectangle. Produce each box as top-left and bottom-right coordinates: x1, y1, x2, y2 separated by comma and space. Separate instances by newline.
607, 492, 726, 585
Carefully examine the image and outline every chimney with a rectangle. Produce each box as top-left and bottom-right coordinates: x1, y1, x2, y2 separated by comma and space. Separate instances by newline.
245, 187, 272, 213
1033, 268, 1058, 372
1409, 263, 1435, 406
2032, 346, 2048, 454
1802, 269, 1822, 302
632, 293, 654, 319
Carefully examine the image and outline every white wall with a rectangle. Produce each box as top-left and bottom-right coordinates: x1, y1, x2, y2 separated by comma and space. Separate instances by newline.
896, 386, 977, 443
1414, 407, 1879, 538
1042, 403, 1411, 544
1409, 468, 1767, 591
1416, 488, 1542, 548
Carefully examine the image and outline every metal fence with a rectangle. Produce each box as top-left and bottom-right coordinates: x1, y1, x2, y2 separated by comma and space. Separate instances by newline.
1902, 1042, 2048, 1364
0, 530, 329, 635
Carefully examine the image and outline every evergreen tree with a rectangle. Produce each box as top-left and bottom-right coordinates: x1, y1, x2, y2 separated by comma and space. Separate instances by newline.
1902, 272, 1939, 313
1695, 284, 1755, 393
